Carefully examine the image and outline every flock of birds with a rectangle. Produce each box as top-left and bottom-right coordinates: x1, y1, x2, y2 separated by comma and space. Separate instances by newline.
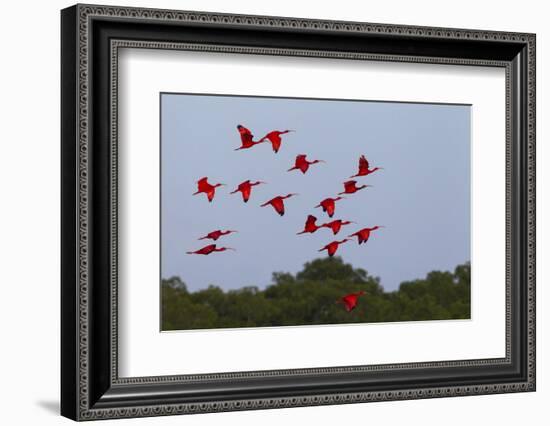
185, 124, 384, 312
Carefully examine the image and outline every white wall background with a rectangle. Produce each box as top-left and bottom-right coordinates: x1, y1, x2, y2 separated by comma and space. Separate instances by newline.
0, 0, 546, 424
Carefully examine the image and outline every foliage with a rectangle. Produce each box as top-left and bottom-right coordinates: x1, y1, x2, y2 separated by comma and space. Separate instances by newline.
161, 257, 470, 330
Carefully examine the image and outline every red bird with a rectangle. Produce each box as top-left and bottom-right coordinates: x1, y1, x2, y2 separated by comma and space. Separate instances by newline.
192, 177, 225, 202
350, 155, 383, 178
348, 226, 385, 244
321, 219, 355, 235
297, 215, 322, 235
287, 154, 324, 174
198, 229, 237, 241
260, 193, 298, 216
337, 291, 366, 312
318, 239, 349, 257
258, 130, 294, 153
186, 244, 235, 255
338, 180, 371, 195
230, 180, 266, 203
315, 196, 345, 218
234, 124, 265, 150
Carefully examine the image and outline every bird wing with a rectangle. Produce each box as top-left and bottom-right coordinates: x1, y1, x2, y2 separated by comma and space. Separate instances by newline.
325, 201, 335, 217
271, 198, 285, 215
207, 189, 215, 202
262, 132, 282, 152
208, 230, 221, 240
238, 180, 250, 189
295, 154, 307, 163
197, 177, 209, 186
298, 162, 309, 174
239, 126, 254, 143
344, 180, 356, 191
304, 215, 317, 229
344, 294, 358, 310
359, 155, 370, 171
241, 185, 251, 202
196, 244, 215, 255
358, 229, 371, 243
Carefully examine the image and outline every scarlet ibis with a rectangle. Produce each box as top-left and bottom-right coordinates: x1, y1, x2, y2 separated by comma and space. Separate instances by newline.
260, 193, 298, 216
192, 177, 225, 202
338, 180, 371, 195
348, 226, 385, 244
234, 124, 265, 150
314, 196, 345, 218
230, 180, 266, 203
259, 130, 294, 153
287, 154, 325, 174
337, 291, 366, 312
198, 229, 237, 241
318, 239, 349, 257
297, 215, 322, 235
350, 155, 383, 178
186, 244, 235, 255
321, 219, 355, 235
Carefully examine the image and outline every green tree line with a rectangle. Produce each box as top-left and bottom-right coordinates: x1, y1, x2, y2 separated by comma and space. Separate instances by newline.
162, 257, 470, 331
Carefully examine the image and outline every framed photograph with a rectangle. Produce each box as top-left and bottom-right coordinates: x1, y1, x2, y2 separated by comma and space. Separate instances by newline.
61, 4, 536, 421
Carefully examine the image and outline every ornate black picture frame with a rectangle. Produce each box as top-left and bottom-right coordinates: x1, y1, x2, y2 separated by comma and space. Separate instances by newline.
61, 4, 536, 421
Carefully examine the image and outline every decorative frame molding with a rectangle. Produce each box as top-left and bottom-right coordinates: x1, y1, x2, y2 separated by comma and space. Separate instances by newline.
61, 4, 535, 421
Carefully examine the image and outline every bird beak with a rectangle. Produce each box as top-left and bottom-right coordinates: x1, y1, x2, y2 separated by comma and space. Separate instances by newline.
226, 247, 236, 251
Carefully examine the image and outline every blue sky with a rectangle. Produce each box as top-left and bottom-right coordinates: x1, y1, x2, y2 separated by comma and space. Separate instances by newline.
161, 93, 470, 291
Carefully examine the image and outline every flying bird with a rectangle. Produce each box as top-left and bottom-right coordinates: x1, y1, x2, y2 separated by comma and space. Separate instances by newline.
198, 229, 237, 241
186, 244, 235, 255
348, 226, 385, 244
315, 196, 345, 218
287, 154, 324, 174
350, 155, 383, 178
192, 177, 225, 202
337, 291, 366, 312
230, 180, 266, 203
297, 215, 322, 235
258, 129, 294, 153
318, 239, 349, 257
321, 219, 355, 235
234, 124, 265, 150
338, 180, 371, 195
260, 194, 298, 216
